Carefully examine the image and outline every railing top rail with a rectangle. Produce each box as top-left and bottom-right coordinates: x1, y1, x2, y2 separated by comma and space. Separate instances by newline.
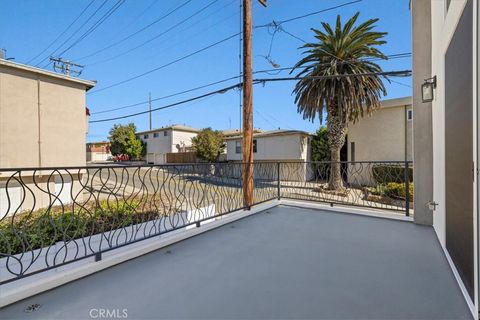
0, 160, 413, 172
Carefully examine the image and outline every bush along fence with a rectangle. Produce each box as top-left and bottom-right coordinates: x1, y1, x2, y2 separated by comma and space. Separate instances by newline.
0, 161, 412, 283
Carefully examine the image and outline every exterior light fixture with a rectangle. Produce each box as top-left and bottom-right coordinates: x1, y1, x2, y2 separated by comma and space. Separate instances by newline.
421, 76, 437, 103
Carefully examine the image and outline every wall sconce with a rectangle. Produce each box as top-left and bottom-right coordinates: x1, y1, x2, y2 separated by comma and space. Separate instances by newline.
421, 76, 437, 103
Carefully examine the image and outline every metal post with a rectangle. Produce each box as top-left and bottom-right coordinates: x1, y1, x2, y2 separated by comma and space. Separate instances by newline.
277, 162, 281, 200
405, 161, 410, 216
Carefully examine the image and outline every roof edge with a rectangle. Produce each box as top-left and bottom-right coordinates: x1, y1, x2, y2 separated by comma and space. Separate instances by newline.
0, 59, 96, 89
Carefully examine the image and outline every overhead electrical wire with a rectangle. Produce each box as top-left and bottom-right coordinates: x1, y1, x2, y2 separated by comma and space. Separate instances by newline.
91, 52, 411, 115
254, 0, 363, 29
89, 69, 411, 124
35, 0, 110, 67
88, 32, 241, 94
26, 0, 96, 65
75, 0, 194, 61
85, 0, 220, 66
90, 83, 243, 123
54, 0, 127, 58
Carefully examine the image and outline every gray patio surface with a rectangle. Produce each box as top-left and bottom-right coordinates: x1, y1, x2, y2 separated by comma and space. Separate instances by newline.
0, 205, 471, 319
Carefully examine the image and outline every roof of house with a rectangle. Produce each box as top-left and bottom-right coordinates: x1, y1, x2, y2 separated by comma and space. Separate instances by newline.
221, 128, 264, 137
225, 129, 312, 140
137, 124, 200, 135
86, 141, 110, 145
0, 59, 96, 90
380, 96, 412, 108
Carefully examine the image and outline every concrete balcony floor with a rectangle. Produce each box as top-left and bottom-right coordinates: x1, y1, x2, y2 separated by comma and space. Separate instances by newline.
0, 205, 472, 319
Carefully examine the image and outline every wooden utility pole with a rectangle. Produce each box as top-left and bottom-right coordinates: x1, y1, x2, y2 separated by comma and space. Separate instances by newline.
242, 0, 266, 208
242, 0, 254, 208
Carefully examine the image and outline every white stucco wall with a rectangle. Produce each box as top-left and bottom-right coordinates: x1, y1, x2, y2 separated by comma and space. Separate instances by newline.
226, 134, 311, 161
140, 129, 197, 164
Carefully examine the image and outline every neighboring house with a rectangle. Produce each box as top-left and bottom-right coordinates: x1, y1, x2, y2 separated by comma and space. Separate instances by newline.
347, 96, 413, 162
225, 130, 313, 181
412, 0, 477, 314
0, 58, 96, 216
86, 141, 111, 162
138, 125, 199, 164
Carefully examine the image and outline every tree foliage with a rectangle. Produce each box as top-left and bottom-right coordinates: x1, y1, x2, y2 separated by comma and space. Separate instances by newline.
291, 12, 388, 189
108, 123, 146, 159
311, 127, 330, 162
191, 128, 225, 162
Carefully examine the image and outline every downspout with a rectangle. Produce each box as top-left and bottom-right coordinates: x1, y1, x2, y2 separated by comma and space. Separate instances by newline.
37, 79, 41, 168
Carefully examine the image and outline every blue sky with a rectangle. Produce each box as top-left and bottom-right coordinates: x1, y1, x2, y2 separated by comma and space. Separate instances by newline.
1, 0, 411, 141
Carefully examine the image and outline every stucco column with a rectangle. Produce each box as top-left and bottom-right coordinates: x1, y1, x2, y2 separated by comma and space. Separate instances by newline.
412, 0, 434, 225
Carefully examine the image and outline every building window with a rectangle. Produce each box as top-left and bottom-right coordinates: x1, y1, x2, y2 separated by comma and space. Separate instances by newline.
350, 142, 355, 162
235, 141, 241, 154
253, 139, 257, 153
143, 134, 149, 139
153, 132, 159, 138
164, 131, 168, 136
407, 109, 413, 121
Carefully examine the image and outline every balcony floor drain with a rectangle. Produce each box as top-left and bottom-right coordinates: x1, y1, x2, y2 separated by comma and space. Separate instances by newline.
24, 303, 41, 313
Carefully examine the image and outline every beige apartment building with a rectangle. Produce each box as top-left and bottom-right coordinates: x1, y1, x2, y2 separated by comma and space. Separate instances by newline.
347, 96, 413, 162
0, 59, 95, 216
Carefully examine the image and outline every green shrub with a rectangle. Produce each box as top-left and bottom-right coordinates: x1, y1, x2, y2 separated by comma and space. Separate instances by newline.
372, 165, 413, 184
0, 197, 161, 256
367, 182, 414, 202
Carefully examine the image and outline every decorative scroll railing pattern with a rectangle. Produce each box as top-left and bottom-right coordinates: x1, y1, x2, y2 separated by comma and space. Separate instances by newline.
0, 161, 411, 283
279, 161, 413, 214
0, 163, 277, 284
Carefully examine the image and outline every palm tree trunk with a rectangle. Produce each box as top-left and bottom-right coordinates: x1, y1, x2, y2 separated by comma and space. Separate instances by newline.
327, 107, 347, 190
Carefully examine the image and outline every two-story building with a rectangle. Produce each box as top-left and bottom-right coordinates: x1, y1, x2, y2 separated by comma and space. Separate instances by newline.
0, 59, 95, 216
137, 125, 199, 164
225, 130, 313, 181
347, 96, 413, 162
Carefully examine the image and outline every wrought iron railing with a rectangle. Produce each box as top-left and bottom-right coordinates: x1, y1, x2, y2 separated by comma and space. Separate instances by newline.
0, 161, 412, 283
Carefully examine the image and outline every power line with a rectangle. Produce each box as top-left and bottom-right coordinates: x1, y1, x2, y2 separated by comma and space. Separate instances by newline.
88, 32, 240, 94
36, 0, 110, 67
85, 0, 219, 66
91, 53, 411, 115
253, 70, 412, 83
89, 69, 411, 124
84, 0, 365, 94
91, 75, 240, 114
137, 0, 238, 62
26, 0, 96, 65
90, 83, 243, 123
55, 0, 126, 58
75, 0, 193, 61
254, 0, 362, 28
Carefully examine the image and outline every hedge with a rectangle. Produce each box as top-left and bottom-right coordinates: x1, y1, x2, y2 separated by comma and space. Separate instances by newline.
0, 198, 173, 256
368, 182, 414, 202
372, 165, 413, 184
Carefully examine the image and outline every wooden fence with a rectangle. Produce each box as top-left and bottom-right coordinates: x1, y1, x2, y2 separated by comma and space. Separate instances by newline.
166, 152, 197, 163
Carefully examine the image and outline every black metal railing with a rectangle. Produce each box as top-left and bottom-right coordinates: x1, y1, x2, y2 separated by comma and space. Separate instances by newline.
0, 161, 412, 283
278, 161, 413, 214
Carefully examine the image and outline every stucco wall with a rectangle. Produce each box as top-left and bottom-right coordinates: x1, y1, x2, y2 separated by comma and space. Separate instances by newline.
347, 105, 413, 162
0, 64, 89, 169
141, 129, 197, 164
226, 134, 310, 161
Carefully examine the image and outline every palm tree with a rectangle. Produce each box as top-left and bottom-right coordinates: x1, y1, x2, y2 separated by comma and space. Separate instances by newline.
292, 12, 388, 190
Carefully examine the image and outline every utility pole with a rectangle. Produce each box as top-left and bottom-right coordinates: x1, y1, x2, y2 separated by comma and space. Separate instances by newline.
149, 92, 152, 130
242, 0, 266, 209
